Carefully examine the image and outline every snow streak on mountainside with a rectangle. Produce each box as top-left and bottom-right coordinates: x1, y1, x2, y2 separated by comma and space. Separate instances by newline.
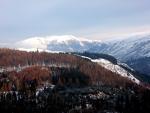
78, 55, 140, 84
91, 59, 140, 84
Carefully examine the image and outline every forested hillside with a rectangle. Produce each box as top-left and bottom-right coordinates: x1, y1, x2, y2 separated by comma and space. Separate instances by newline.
0, 48, 137, 91
0, 48, 149, 113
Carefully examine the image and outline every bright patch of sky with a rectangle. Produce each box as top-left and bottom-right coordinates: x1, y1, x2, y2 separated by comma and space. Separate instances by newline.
0, 0, 150, 42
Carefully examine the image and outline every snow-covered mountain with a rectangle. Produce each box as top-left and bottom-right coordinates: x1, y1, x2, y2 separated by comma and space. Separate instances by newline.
15, 35, 103, 52
15, 34, 150, 60
100, 34, 150, 61
100, 34, 150, 77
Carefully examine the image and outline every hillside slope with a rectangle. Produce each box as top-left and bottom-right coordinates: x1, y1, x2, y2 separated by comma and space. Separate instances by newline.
0, 48, 140, 91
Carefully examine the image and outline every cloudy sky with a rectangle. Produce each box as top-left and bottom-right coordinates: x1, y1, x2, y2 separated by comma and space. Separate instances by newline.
0, 0, 150, 42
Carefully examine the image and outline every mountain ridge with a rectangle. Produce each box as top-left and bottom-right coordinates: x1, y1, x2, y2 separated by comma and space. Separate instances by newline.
2, 34, 150, 77
15, 35, 102, 52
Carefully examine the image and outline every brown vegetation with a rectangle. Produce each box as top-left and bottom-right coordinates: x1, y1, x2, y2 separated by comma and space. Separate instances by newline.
0, 48, 136, 91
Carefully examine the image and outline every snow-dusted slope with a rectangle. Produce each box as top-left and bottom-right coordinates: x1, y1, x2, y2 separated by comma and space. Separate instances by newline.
103, 34, 150, 61
78, 55, 140, 84
91, 59, 140, 84
97, 34, 150, 76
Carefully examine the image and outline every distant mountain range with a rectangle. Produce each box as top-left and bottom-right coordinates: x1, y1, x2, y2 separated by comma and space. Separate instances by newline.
13, 34, 150, 78
15, 34, 150, 59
